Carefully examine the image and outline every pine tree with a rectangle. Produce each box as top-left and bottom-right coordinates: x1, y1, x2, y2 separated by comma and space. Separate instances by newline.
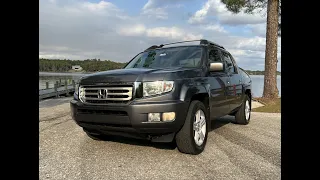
221, 0, 281, 99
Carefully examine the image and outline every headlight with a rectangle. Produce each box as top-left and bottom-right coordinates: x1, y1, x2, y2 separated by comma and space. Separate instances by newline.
78, 86, 85, 102
75, 84, 85, 101
143, 81, 174, 97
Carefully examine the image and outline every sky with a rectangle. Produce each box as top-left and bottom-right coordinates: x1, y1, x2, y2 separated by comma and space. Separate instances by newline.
39, 0, 281, 71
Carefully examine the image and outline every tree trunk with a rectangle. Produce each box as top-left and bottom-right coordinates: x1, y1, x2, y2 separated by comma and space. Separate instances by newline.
262, 0, 279, 99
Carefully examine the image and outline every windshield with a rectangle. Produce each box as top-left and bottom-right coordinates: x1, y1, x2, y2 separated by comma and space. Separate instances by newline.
124, 46, 203, 69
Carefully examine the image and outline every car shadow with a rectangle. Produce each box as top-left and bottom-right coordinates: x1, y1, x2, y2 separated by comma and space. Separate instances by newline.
94, 115, 236, 150
98, 134, 177, 150
210, 115, 236, 132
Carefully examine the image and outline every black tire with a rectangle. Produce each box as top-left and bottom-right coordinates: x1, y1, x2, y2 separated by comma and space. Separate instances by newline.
175, 100, 209, 155
235, 95, 251, 125
85, 131, 104, 141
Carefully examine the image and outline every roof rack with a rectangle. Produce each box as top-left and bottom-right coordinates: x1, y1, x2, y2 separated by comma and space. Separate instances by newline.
143, 39, 224, 51
144, 45, 164, 51
200, 39, 225, 49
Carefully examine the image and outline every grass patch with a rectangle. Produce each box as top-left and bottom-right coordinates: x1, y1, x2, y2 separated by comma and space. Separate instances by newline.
252, 97, 281, 113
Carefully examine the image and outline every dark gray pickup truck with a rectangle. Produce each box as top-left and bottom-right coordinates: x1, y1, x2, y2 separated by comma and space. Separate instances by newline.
70, 39, 252, 155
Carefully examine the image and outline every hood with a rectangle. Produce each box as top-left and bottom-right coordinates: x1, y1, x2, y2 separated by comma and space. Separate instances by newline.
79, 67, 203, 85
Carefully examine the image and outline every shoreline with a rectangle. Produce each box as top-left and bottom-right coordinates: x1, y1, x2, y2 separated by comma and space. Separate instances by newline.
39, 71, 90, 75
39, 71, 281, 76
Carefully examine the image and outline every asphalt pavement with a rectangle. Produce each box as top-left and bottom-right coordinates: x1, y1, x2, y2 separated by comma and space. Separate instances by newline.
39, 100, 280, 180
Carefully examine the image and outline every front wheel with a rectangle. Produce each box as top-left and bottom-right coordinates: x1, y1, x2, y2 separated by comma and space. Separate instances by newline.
235, 95, 251, 125
175, 100, 209, 155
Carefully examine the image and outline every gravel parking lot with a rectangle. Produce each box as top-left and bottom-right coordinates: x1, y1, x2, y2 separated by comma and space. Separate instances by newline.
39, 99, 280, 180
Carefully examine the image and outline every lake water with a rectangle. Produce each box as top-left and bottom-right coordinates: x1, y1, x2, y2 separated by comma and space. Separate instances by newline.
250, 75, 281, 97
39, 72, 281, 97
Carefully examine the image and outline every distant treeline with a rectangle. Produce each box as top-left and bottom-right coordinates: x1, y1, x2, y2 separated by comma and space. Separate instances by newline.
39, 58, 281, 75
39, 58, 127, 72
245, 70, 281, 75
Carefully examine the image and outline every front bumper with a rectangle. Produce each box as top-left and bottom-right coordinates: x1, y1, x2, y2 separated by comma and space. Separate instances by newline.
70, 99, 189, 139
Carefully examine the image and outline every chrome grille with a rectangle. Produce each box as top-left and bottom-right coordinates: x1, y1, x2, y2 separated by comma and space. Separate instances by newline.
81, 86, 133, 104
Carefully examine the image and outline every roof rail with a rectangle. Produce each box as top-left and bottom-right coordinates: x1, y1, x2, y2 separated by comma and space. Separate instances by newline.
144, 45, 164, 51
144, 40, 200, 51
160, 40, 201, 47
143, 39, 224, 51
200, 39, 225, 49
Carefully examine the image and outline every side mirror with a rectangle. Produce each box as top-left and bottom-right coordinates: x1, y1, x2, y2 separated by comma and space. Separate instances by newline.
209, 62, 224, 72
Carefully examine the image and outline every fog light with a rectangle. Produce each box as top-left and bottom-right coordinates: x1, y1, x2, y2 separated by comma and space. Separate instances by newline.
162, 112, 176, 122
148, 113, 160, 122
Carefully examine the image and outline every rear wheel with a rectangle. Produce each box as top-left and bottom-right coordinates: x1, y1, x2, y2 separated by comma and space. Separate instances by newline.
175, 100, 209, 155
235, 95, 251, 125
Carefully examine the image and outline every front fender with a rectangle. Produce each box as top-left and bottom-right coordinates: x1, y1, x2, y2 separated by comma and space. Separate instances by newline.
179, 82, 210, 102
179, 82, 211, 122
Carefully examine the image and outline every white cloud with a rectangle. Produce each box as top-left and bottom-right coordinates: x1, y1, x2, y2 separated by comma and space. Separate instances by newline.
141, 8, 168, 20
146, 27, 203, 40
39, 44, 103, 60
81, 1, 115, 12
188, 0, 219, 24
143, 0, 188, 10
141, 0, 188, 20
204, 24, 227, 33
142, 0, 163, 10
203, 35, 281, 70
119, 25, 203, 41
39, 0, 280, 71
213, 35, 281, 54
188, 0, 266, 25
118, 24, 146, 36
248, 23, 267, 37
235, 36, 266, 52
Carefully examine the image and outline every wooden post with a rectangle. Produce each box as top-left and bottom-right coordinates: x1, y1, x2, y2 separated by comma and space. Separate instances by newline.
72, 80, 75, 89
54, 83, 58, 98
59, 79, 62, 87
65, 79, 68, 96
46, 82, 49, 89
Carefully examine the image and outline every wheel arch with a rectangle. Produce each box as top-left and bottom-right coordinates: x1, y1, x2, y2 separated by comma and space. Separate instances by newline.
244, 88, 252, 109
179, 83, 210, 119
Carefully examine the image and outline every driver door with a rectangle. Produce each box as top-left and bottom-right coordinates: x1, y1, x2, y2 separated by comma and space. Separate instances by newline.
207, 46, 230, 119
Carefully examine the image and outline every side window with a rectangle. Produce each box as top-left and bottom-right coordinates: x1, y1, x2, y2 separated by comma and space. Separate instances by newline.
208, 46, 222, 63
222, 52, 235, 73
228, 54, 238, 73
